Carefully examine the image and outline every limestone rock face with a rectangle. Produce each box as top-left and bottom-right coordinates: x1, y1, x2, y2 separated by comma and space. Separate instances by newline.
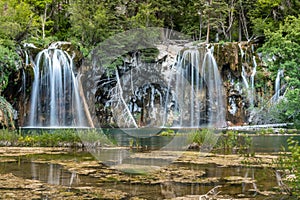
5, 41, 274, 127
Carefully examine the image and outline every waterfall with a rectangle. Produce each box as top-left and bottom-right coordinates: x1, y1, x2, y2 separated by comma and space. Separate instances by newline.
273, 69, 284, 102
238, 43, 245, 60
163, 47, 225, 128
241, 66, 250, 90
241, 64, 257, 107
250, 56, 257, 106
202, 47, 226, 127
28, 47, 87, 127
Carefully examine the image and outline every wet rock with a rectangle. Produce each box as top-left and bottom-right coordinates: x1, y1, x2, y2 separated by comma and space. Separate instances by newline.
0, 147, 68, 157
0, 173, 129, 200
223, 176, 255, 184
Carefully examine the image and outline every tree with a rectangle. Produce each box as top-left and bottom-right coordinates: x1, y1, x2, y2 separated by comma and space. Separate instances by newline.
24, 0, 72, 40
69, 0, 110, 46
203, 0, 229, 43
0, 44, 20, 93
249, 0, 300, 39
0, 0, 36, 41
261, 16, 300, 127
129, 2, 163, 28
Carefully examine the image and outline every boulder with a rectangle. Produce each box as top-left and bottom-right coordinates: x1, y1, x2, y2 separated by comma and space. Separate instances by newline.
0, 96, 15, 129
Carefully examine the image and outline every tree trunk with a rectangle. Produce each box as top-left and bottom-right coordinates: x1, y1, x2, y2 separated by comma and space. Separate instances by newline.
238, 15, 242, 42
206, 15, 210, 43
199, 12, 202, 41
77, 74, 95, 128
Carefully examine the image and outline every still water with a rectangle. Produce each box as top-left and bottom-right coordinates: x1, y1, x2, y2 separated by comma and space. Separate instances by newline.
0, 149, 296, 200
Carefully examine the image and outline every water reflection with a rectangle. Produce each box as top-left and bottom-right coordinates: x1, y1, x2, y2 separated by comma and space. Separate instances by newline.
0, 153, 296, 199
0, 159, 81, 187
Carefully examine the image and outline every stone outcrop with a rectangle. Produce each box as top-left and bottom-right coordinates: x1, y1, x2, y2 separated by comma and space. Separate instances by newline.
4, 41, 275, 127
0, 96, 15, 129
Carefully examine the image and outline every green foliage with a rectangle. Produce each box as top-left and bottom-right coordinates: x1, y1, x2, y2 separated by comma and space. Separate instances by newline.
0, 43, 20, 92
0, 0, 36, 40
177, 0, 228, 41
140, 48, 160, 63
0, 129, 19, 142
189, 129, 219, 149
276, 138, 300, 197
159, 128, 175, 136
249, 0, 300, 38
218, 131, 252, 154
189, 129, 252, 154
287, 138, 300, 197
257, 128, 274, 135
0, 0, 298, 47
69, 0, 111, 46
189, 130, 252, 154
22, 36, 58, 49
129, 2, 163, 28
261, 16, 300, 127
273, 89, 300, 128
249, 0, 281, 36
0, 129, 113, 147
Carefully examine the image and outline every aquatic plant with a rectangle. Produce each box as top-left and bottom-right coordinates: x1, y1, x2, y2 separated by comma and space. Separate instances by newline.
0, 129, 19, 144
0, 129, 113, 148
158, 129, 175, 136
189, 130, 252, 154
188, 129, 219, 151
218, 131, 252, 154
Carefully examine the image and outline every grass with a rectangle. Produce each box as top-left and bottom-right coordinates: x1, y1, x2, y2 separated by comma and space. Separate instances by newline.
188, 129, 252, 154
0, 128, 114, 147
188, 129, 220, 151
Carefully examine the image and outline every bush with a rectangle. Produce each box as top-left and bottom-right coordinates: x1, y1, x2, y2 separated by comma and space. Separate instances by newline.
217, 131, 252, 154
0, 129, 113, 147
0, 43, 20, 92
188, 129, 219, 151
276, 138, 300, 197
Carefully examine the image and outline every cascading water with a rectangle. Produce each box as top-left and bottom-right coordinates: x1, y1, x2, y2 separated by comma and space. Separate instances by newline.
241, 66, 250, 93
273, 69, 284, 103
27, 46, 87, 127
239, 43, 257, 107
201, 47, 226, 126
163, 47, 225, 128
250, 56, 257, 106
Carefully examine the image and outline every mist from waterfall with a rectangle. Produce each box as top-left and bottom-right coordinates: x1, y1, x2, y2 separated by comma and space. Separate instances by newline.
28, 47, 87, 127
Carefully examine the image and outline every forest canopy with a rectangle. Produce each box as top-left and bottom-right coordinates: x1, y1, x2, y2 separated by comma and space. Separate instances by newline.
0, 0, 300, 127
0, 0, 299, 47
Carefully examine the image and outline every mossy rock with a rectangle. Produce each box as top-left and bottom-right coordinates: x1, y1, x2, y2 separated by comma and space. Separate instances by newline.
0, 96, 15, 129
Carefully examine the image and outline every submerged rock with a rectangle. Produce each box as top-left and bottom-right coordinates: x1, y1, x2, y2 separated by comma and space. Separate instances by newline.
0, 173, 129, 200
